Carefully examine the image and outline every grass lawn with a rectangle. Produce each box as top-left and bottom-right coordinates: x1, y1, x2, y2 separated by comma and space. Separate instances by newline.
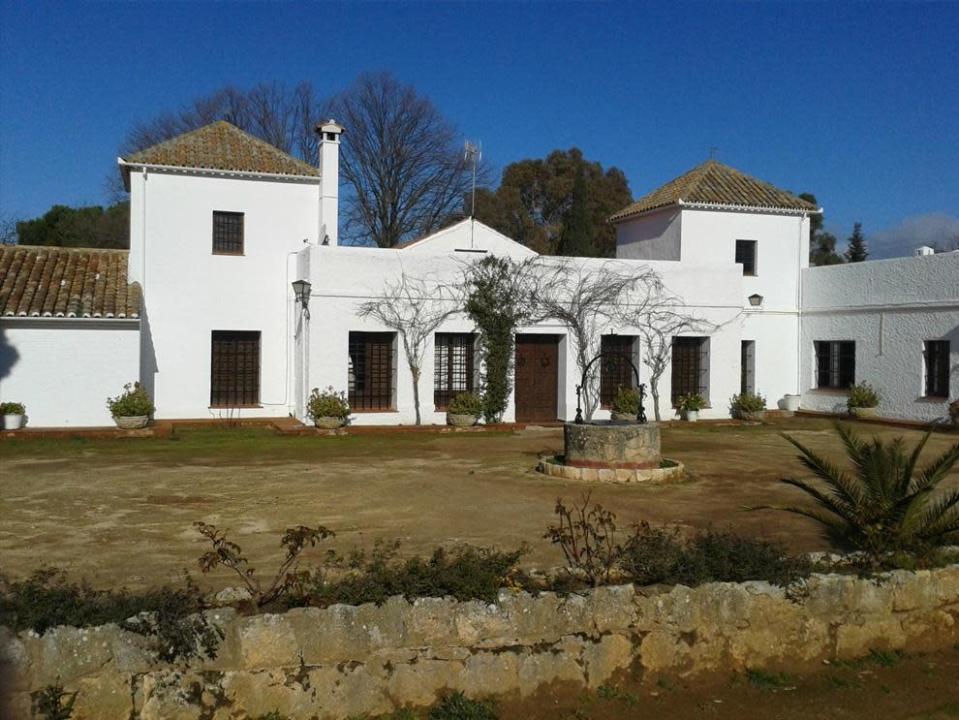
1, 417, 956, 591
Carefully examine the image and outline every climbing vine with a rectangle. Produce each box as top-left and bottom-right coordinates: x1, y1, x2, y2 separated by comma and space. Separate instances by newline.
464, 255, 538, 423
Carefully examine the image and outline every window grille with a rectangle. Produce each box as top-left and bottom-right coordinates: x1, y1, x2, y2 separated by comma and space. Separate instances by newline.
600, 335, 635, 407
213, 211, 244, 254
815, 341, 856, 389
671, 337, 708, 403
924, 340, 950, 398
348, 332, 394, 410
434, 333, 474, 409
210, 331, 260, 406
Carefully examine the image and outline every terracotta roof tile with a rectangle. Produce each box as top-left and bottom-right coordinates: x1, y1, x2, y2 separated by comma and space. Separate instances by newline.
122, 121, 320, 178
610, 160, 817, 222
0, 246, 141, 319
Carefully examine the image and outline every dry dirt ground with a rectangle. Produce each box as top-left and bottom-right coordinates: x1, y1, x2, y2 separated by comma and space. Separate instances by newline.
499, 646, 959, 720
0, 417, 957, 590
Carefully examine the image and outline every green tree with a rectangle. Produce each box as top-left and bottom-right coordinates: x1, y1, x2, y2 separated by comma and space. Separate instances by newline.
15, 203, 129, 249
844, 222, 869, 262
800, 192, 843, 266
475, 148, 631, 257
557, 169, 593, 256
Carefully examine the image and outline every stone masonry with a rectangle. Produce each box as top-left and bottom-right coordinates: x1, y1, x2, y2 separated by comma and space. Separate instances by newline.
2, 565, 958, 719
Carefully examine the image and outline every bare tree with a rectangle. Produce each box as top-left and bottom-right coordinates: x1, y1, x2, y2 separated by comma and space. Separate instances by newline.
325, 72, 486, 248
0, 212, 19, 244
620, 290, 712, 422
535, 260, 662, 420
358, 272, 460, 424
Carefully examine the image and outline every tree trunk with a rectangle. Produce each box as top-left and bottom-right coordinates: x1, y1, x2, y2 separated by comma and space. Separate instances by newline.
650, 382, 662, 422
411, 366, 422, 425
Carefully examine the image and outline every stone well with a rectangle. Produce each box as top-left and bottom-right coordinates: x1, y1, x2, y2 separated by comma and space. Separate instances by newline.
564, 421, 661, 469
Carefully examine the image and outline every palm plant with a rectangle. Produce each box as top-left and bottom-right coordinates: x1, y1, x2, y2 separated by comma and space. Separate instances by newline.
757, 424, 959, 562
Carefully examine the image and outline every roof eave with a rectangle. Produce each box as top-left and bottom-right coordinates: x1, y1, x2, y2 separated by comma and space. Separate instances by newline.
117, 159, 321, 184
610, 200, 820, 223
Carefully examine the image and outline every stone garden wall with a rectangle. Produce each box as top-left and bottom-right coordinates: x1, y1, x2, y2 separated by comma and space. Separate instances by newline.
3, 565, 959, 719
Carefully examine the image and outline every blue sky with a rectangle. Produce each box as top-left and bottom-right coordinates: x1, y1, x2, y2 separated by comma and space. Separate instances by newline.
1, 1, 957, 257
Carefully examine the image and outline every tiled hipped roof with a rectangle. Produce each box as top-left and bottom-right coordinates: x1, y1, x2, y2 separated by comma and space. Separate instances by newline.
122, 121, 320, 178
609, 160, 817, 222
0, 246, 141, 319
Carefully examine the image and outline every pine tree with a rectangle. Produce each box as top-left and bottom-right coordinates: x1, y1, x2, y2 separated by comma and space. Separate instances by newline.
557, 169, 594, 256
845, 222, 869, 262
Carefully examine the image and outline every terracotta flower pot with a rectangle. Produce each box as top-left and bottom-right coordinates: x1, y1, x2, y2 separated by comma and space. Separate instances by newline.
114, 415, 149, 429
3, 414, 24, 430
314, 416, 346, 429
447, 413, 478, 428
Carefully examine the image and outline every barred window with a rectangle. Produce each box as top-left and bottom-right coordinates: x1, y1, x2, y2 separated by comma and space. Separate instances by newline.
735, 240, 757, 276
213, 211, 244, 254
434, 333, 474, 409
348, 332, 394, 411
600, 335, 635, 408
671, 337, 709, 403
815, 341, 856, 389
210, 331, 260, 406
924, 340, 950, 398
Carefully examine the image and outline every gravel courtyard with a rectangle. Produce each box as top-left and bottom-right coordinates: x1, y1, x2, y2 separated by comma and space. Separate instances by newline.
1, 417, 956, 591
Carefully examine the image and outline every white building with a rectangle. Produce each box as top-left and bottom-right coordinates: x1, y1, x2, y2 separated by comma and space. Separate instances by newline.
0, 122, 955, 427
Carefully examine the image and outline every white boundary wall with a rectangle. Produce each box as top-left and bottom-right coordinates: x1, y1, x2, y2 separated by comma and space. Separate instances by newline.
0, 320, 140, 427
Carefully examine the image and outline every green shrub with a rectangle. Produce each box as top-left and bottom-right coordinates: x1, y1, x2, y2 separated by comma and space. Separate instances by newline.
306, 386, 350, 420
0, 401, 25, 414
950, 399, 959, 426
106, 382, 155, 417
676, 393, 707, 413
447, 392, 484, 417
610, 387, 640, 415
31, 680, 77, 720
619, 525, 811, 587
0, 569, 222, 662
847, 382, 880, 409
297, 541, 525, 607
754, 424, 959, 564
729, 391, 766, 417
429, 692, 497, 720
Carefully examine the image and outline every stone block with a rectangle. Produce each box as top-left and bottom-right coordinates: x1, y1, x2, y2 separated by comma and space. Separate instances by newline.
582, 633, 634, 688
835, 618, 906, 658
516, 644, 585, 696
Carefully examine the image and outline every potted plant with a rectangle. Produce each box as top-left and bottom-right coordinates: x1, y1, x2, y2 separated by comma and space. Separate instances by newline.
610, 386, 640, 422
950, 399, 959, 429
1, 401, 26, 430
307, 386, 351, 429
730, 391, 766, 421
781, 394, 801, 412
107, 382, 155, 429
446, 391, 483, 428
847, 382, 880, 418
676, 393, 707, 422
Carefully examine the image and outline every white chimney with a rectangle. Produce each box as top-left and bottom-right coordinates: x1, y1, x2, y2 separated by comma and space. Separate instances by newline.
316, 119, 344, 246
915, 245, 935, 257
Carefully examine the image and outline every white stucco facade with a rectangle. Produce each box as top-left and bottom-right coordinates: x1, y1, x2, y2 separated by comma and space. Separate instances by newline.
0, 320, 140, 427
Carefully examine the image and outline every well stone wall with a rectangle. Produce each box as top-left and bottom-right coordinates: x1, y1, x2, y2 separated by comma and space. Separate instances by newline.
2, 565, 958, 719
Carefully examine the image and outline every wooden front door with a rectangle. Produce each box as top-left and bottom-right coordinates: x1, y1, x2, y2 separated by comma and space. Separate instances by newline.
515, 335, 559, 423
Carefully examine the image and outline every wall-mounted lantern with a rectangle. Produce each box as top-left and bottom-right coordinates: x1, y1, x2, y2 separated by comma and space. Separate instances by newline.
748, 293, 764, 307
292, 279, 312, 317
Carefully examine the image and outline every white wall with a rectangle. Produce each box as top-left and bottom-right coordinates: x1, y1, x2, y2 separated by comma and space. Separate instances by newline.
0, 320, 140, 427
800, 254, 959, 421
400, 219, 538, 257
130, 169, 321, 419
614, 208, 682, 261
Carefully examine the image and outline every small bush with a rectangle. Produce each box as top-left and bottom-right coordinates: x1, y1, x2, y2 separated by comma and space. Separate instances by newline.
447, 392, 484, 417
545, 492, 625, 587
847, 382, 880, 409
306, 386, 351, 420
610, 387, 640, 415
31, 680, 77, 720
0, 569, 221, 662
950, 399, 959, 426
676, 393, 707, 413
429, 692, 497, 720
729, 391, 766, 417
106, 382, 155, 417
619, 525, 811, 588
0, 401, 25, 414
299, 541, 525, 607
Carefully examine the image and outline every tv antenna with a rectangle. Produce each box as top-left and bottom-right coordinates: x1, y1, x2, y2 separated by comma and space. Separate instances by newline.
464, 140, 482, 248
